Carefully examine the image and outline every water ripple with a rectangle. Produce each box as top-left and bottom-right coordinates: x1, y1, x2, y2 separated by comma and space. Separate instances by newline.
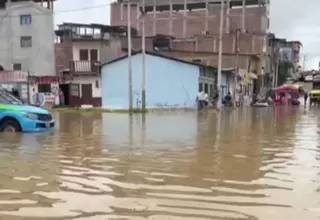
0, 109, 319, 219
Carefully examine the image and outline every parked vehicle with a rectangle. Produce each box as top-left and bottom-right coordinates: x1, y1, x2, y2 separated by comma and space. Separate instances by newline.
270, 85, 300, 105
310, 74, 320, 106
0, 87, 54, 132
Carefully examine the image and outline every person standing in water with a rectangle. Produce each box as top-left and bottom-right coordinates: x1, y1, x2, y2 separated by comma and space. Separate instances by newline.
197, 90, 205, 110
304, 91, 309, 106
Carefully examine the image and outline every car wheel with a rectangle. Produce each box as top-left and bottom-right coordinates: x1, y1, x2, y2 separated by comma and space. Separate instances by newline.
0, 119, 21, 133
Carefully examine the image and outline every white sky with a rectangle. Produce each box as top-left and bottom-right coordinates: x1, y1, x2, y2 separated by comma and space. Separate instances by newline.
54, 0, 320, 69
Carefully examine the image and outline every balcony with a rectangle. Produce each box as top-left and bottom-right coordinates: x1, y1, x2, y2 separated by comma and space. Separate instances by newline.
69, 61, 100, 75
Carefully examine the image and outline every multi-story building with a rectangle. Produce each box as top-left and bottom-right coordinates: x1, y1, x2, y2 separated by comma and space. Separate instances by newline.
54, 22, 129, 107
0, 0, 55, 75
0, 0, 55, 103
111, 0, 269, 92
110, 0, 268, 55
268, 35, 302, 86
111, 0, 268, 37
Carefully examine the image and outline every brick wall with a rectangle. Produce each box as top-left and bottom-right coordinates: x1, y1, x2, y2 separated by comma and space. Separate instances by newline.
156, 50, 259, 71
121, 34, 264, 55
54, 41, 73, 74
111, 2, 267, 37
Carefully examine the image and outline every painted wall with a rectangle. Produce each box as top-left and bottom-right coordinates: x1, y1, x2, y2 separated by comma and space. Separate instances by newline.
0, 2, 55, 76
101, 54, 200, 109
72, 41, 101, 61
72, 76, 101, 98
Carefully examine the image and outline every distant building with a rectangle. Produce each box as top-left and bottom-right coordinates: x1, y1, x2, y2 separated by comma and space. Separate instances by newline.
101, 51, 212, 109
54, 22, 131, 107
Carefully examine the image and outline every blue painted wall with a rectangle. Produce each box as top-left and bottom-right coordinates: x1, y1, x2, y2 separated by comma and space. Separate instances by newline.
101, 53, 200, 109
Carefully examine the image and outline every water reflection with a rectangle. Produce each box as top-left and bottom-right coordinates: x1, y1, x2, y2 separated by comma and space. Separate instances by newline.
0, 108, 319, 219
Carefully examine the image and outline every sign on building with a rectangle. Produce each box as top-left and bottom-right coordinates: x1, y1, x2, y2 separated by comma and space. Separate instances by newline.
0, 71, 28, 82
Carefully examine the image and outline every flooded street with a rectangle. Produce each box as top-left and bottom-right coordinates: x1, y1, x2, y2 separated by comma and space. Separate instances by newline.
0, 107, 320, 219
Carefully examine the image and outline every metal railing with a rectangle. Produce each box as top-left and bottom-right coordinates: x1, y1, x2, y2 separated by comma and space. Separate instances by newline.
69, 61, 100, 74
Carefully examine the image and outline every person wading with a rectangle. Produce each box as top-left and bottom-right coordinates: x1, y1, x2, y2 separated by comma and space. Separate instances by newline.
304, 91, 308, 106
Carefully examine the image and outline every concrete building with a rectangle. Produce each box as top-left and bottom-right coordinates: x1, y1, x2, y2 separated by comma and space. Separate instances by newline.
110, 0, 267, 91
268, 35, 302, 86
54, 22, 130, 107
0, 0, 55, 75
101, 51, 215, 109
110, 0, 268, 57
111, 0, 268, 37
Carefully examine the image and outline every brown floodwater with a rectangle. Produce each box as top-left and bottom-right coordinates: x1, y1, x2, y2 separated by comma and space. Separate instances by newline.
0, 107, 320, 219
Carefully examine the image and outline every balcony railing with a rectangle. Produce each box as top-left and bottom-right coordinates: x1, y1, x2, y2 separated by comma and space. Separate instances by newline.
69, 61, 100, 75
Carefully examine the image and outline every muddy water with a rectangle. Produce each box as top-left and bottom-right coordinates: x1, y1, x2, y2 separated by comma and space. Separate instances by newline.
0, 107, 320, 219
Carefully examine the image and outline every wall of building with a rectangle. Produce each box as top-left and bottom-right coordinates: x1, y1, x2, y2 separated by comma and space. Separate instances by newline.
123, 34, 264, 55
101, 54, 200, 109
0, 1, 55, 75
55, 41, 73, 73
72, 76, 101, 98
72, 41, 102, 61
111, 3, 267, 37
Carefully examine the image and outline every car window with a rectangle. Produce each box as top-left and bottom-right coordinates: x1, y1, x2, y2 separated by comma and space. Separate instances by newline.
0, 87, 23, 105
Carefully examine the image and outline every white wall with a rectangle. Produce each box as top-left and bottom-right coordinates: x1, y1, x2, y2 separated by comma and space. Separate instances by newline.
0, 2, 55, 76
72, 41, 101, 61
72, 76, 101, 98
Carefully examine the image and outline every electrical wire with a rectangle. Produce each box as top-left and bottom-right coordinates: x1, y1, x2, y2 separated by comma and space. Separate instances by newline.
0, 3, 114, 18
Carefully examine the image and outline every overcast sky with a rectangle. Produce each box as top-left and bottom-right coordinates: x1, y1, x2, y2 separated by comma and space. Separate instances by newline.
54, 0, 320, 69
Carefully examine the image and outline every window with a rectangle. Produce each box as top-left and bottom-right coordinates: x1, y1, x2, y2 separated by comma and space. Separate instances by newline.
13, 63, 21, 70
38, 84, 51, 93
192, 59, 201, 63
79, 49, 88, 60
20, 14, 32, 25
198, 83, 203, 92
209, 84, 213, 96
70, 84, 79, 96
204, 83, 208, 93
95, 80, 99, 88
20, 36, 32, 48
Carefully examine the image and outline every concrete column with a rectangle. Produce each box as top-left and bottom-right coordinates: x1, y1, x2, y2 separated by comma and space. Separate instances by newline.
242, 0, 246, 32
153, 0, 156, 35
205, 0, 208, 31
252, 35, 255, 53
195, 38, 198, 51
136, 3, 140, 32
183, 0, 187, 37
226, 0, 230, 33
120, 3, 123, 20
169, 0, 173, 35
232, 35, 236, 53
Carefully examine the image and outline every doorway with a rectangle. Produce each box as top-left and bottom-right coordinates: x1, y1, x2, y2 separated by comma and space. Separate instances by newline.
81, 84, 92, 105
59, 84, 70, 106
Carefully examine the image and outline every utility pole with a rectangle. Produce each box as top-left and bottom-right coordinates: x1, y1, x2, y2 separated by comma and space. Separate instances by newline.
126, 0, 133, 111
217, 0, 224, 110
234, 28, 240, 107
141, 0, 146, 111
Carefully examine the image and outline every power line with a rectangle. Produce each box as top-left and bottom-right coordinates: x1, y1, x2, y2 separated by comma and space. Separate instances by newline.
1, 3, 113, 18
